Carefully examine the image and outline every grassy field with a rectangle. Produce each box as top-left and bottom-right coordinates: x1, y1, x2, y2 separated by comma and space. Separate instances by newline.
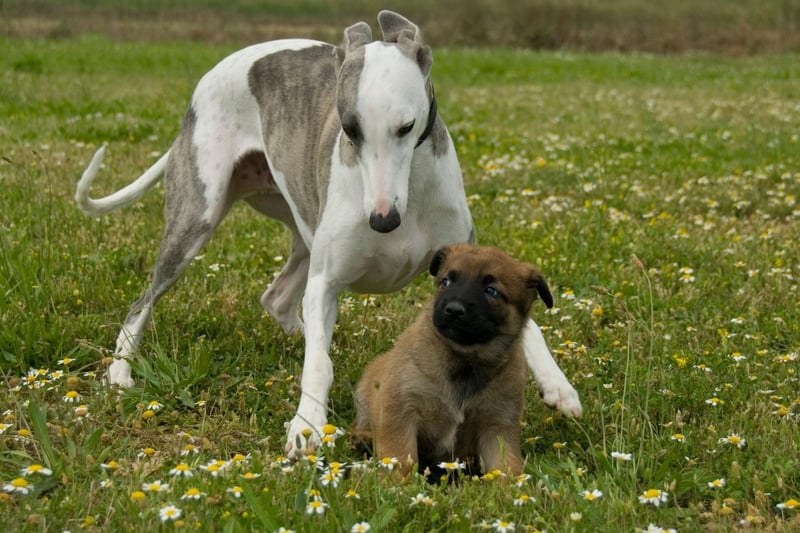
2, 32, 800, 532
3, 0, 800, 53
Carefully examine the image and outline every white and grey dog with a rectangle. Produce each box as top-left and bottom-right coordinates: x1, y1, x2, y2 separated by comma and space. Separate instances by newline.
75, 11, 582, 456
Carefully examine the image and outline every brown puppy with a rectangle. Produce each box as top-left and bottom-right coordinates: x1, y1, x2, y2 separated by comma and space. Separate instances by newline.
352, 243, 553, 476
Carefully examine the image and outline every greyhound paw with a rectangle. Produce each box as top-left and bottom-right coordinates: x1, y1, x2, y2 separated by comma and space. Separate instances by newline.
540, 380, 583, 418
284, 416, 324, 459
107, 359, 135, 388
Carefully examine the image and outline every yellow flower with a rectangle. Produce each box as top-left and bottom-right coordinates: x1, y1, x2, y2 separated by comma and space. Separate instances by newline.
582, 489, 603, 501
718, 434, 746, 449
639, 488, 668, 507
169, 463, 193, 478
4, 477, 33, 495
513, 494, 534, 506
131, 490, 146, 501
62, 390, 81, 403
142, 480, 169, 493
21, 464, 52, 476
777, 498, 799, 510
379, 457, 399, 470
180, 487, 206, 501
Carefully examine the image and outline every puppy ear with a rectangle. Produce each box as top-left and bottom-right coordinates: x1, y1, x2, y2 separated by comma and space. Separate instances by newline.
429, 246, 450, 276
527, 270, 554, 309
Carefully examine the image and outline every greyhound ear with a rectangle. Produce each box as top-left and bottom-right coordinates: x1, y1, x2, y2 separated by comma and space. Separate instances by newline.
378, 10, 422, 43
343, 21, 372, 54
527, 270, 554, 309
399, 36, 432, 78
429, 246, 450, 277
378, 11, 431, 77
333, 46, 346, 71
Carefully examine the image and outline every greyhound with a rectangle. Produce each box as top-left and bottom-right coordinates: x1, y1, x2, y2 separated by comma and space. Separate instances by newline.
75, 11, 582, 457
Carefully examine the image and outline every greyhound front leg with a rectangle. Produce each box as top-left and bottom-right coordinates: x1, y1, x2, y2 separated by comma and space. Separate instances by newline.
523, 319, 583, 418
285, 275, 339, 458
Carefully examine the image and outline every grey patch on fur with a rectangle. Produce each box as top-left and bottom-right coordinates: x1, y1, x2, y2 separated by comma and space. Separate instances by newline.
423, 81, 450, 158
336, 46, 366, 168
429, 114, 450, 158
248, 45, 339, 229
155, 106, 212, 284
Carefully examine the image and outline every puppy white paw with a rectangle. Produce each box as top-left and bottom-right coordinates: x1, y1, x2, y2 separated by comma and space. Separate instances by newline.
540, 379, 583, 418
284, 415, 324, 459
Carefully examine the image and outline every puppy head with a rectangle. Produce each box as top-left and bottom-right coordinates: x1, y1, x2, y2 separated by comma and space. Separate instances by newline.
428, 244, 553, 348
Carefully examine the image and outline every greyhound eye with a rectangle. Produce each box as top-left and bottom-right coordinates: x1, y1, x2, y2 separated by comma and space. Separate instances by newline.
397, 120, 415, 138
342, 122, 361, 143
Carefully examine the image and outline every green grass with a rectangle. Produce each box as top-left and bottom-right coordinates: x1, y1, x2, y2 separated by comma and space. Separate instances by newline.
1, 34, 800, 531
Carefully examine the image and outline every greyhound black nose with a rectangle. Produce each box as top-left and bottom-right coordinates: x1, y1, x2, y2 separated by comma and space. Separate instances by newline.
369, 207, 401, 233
443, 301, 466, 319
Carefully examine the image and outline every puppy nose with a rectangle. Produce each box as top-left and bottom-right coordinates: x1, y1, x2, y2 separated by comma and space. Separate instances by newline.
443, 301, 466, 319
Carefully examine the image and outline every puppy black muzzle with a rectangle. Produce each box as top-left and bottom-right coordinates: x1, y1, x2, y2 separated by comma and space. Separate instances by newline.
432, 282, 499, 346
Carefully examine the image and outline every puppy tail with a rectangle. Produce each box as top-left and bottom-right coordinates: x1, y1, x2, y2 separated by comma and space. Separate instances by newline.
75, 144, 169, 216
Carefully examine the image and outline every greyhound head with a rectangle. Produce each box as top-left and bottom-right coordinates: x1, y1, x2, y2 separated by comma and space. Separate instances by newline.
335, 11, 435, 234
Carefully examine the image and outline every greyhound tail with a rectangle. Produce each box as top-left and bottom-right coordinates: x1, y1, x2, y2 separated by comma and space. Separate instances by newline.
75, 144, 169, 216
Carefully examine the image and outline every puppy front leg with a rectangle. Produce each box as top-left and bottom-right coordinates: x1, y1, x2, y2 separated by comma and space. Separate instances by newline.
285, 274, 339, 458
373, 418, 418, 476
523, 319, 583, 418
477, 426, 523, 476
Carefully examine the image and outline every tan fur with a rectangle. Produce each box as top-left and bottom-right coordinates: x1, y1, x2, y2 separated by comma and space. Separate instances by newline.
352, 244, 551, 476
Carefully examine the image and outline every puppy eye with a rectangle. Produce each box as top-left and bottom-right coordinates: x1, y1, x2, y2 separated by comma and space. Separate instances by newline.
440, 276, 451, 288
485, 286, 501, 298
397, 120, 415, 137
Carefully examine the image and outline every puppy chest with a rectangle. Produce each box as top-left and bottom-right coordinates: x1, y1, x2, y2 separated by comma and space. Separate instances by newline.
417, 408, 462, 455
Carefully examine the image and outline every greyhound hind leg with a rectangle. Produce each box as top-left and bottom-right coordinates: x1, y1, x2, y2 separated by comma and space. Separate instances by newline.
259, 232, 309, 334
108, 130, 231, 386
108, 215, 216, 386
